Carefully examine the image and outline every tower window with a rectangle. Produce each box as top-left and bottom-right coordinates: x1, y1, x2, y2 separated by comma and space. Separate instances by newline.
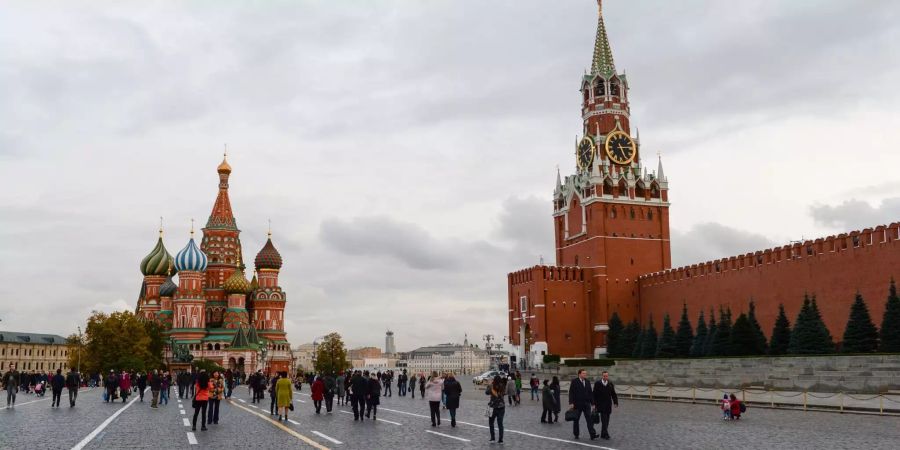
594, 79, 605, 97
630, 208, 635, 219
648, 210, 653, 221
610, 208, 617, 219
610, 81, 621, 97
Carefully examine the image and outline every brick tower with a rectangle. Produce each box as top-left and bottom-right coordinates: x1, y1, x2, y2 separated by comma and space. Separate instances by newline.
201, 154, 242, 328
508, 0, 671, 360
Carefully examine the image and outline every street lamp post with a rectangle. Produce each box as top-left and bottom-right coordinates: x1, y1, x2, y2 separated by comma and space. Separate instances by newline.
76, 326, 83, 374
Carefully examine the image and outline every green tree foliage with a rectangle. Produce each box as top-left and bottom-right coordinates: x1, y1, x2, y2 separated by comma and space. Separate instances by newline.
656, 314, 677, 358
193, 358, 226, 373
605, 312, 624, 357
768, 304, 792, 355
674, 303, 694, 357
710, 307, 733, 356
730, 312, 759, 356
880, 278, 900, 352
639, 316, 658, 359
71, 311, 164, 374
690, 310, 708, 357
703, 308, 718, 357
789, 294, 834, 354
314, 332, 350, 375
841, 292, 879, 353
747, 300, 768, 354
622, 320, 641, 358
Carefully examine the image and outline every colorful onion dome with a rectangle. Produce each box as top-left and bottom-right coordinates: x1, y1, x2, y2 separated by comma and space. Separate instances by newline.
224, 269, 251, 294
175, 236, 208, 272
159, 276, 178, 297
254, 235, 282, 270
140, 236, 173, 276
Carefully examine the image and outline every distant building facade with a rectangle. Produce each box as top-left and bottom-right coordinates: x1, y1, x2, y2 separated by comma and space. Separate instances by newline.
293, 343, 316, 372
406, 342, 490, 375
385, 330, 396, 355
0, 331, 72, 373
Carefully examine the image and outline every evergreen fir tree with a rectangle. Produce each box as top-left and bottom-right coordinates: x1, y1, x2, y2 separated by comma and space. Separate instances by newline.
841, 292, 879, 353
606, 312, 625, 357
810, 296, 835, 353
631, 326, 645, 358
622, 320, 641, 358
747, 300, 768, 354
880, 278, 900, 352
790, 294, 834, 354
656, 314, 677, 358
640, 317, 658, 359
704, 308, 718, 356
710, 307, 733, 356
690, 310, 708, 357
768, 304, 791, 355
675, 303, 694, 357
731, 312, 757, 356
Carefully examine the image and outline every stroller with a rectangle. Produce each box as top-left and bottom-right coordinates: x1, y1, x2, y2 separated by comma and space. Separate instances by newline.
33, 382, 46, 397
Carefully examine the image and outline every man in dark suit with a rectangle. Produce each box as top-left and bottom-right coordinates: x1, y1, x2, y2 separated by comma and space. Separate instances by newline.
567, 369, 598, 440
592, 370, 619, 440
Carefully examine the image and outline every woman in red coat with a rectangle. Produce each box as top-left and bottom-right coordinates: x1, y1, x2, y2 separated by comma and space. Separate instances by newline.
311, 376, 325, 414
729, 394, 742, 420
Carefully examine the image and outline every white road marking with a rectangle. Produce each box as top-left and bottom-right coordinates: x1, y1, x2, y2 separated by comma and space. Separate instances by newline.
426, 430, 470, 442
186, 432, 198, 445
339, 410, 401, 425
238, 399, 246, 403
377, 406, 616, 449
180, 409, 186, 415
311, 431, 342, 444
249, 404, 258, 409
288, 419, 301, 425
298, 399, 307, 403
12, 388, 94, 407
70, 389, 144, 450
183, 418, 191, 427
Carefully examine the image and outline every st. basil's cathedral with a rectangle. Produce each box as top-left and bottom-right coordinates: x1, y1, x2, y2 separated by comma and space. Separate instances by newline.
135, 155, 292, 374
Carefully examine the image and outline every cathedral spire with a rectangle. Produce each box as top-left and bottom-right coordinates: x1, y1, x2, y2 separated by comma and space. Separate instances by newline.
591, 0, 616, 77
207, 155, 237, 230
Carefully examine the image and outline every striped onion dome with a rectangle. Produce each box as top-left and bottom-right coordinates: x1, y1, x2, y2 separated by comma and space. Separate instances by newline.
254, 236, 282, 270
159, 276, 177, 297
174, 237, 208, 272
223, 269, 250, 294
139, 237, 173, 276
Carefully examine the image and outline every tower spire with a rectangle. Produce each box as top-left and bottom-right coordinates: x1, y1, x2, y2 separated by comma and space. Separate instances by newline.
591, 0, 616, 77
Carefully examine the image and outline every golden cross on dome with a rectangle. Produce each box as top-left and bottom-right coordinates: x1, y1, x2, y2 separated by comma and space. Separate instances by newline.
267, 218, 272, 238
159, 216, 164, 237
224, 143, 228, 158
190, 218, 195, 237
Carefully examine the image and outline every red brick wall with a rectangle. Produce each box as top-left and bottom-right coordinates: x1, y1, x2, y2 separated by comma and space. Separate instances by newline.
639, 224, 900, 342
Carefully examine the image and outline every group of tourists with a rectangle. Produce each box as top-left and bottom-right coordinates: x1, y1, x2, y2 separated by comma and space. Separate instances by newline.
2, 364, 82, 409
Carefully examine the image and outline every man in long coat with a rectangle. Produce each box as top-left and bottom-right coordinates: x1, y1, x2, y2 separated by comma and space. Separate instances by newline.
592, 370, 619, 440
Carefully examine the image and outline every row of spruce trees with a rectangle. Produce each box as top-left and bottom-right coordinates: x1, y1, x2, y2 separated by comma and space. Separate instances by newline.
606, 279, 900, 359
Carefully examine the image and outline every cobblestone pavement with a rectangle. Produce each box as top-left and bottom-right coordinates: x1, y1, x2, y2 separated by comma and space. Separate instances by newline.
2, 380, 898, 449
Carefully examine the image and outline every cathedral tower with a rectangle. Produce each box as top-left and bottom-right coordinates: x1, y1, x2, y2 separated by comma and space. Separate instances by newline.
171, 228, 209, 342
138, 225, 173, 322
201, 154, 242, 328
251, 230, 287, 343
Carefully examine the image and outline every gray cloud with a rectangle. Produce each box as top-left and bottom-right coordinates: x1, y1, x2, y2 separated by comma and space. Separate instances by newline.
810, 198, 900, 231
671, 222, 777, 268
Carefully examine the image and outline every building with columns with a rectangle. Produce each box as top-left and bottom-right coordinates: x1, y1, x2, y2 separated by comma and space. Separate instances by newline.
135, 155, 292, 374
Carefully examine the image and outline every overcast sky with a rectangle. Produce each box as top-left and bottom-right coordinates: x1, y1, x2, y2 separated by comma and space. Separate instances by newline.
1, 1, 899, 352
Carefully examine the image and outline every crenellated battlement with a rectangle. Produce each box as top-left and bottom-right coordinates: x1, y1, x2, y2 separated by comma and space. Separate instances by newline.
508, 265, 586, 285
639, 223, 900, 286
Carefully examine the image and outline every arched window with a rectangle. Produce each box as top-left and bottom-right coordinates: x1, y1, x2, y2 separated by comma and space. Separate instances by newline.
648, 210, 654, 221
635, 183, 646, 199
610, 80, 621, 97
610, 208, 617, 219
594, 78, 605, 97
630, 208, 636, 219
214, 344, 220, 351
603, 178, 614, 196
650, 183, 660, 199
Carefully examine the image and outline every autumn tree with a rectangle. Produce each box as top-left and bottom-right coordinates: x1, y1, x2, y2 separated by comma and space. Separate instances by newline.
314, 332, 350, 375
70, 310, 164, 374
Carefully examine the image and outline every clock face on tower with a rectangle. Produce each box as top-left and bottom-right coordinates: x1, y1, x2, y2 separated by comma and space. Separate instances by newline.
577, 136, 595, 170
604, 131, 636, 165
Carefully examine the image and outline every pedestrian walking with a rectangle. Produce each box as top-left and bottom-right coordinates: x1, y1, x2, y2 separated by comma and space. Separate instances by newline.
366, 372, 381, 420
568, 369, 598, 440
419, 373, 426, 398
505, 375, 517, 405
486, 375, 506, 443
550, 376, 561, 423
177, 371, 189, 399
269, 373, 280, 415
119, 371, 132, 403
350, 370, 369, 421
408, 373, 417, 399
311, 375, 325, 414
208, 371, 224, 425
541, 380, 557, 423
323, 373, 335, 413
514, 372, 522, 405
276, 371, 293, 422
136, 372, 147, 402
50, 369, 65, 408
398, 370, 407, 397
160, 372, 170, 406
66, 368, 80, 408
444, 373, 462, 427
425, 371, 444, 427
3, 364, 20, 408
104, 370, 118, 403
530, 373, 540, 401
191, 370, 210, 432
335, 372, 346, 406
149, 369, 161, 408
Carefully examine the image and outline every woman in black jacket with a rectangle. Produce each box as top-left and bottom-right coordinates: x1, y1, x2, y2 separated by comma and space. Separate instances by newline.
485, 376, 506, 443
443, 374, 462, 427
550, 376, 561, 423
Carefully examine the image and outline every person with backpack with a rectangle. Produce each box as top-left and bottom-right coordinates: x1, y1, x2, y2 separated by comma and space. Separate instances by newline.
65, 368, 80, 407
